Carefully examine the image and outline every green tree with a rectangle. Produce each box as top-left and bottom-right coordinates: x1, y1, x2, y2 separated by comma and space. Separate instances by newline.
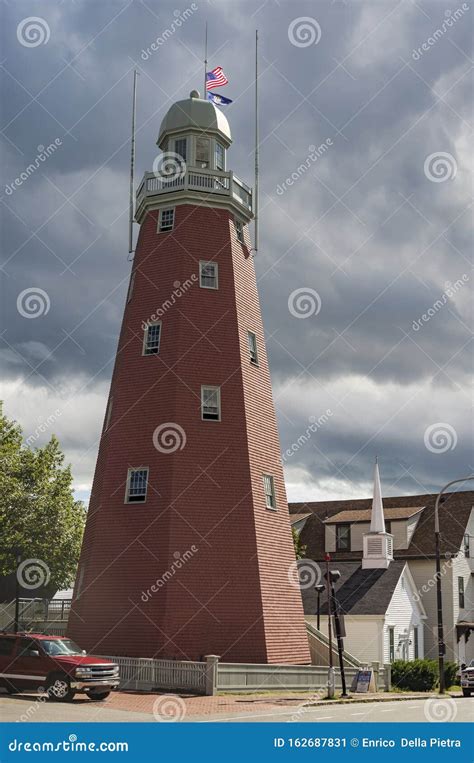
0, 403, 86, 590
292, 526, 307, 560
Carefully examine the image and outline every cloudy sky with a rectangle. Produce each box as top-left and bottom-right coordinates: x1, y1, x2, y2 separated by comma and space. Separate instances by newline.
1, 0, 472, 505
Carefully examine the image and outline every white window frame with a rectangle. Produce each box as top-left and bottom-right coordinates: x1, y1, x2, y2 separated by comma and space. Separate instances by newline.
199, 261, 219, 290
143, 321, 162, 356
158, 208, 175, 233
201, 385, 221, 421
174, 137, 187, 163
263, 474, 276, 510
247, 331, 258, 365
235, 218, 244, 244
215, 141, 225, 171
125, 467, 149, 504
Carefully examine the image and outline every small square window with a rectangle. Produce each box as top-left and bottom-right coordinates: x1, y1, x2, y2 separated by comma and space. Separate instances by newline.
201, 385, 221, 421
126, 468, 149, 503
200, 261, 218, 289
143, 322, 161, 355
235, 219, 244, 244
159, 208, 175, 232
263, 474, 276, 510
247, 331, 258, 365
336, 524, 350, 551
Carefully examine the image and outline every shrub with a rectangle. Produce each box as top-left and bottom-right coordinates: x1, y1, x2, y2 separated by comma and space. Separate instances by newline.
391, 659, 438, 691
444, 661, 460, 688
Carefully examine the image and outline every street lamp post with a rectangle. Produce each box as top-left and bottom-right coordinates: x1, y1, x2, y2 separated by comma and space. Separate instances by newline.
434, 476, 474, 695
329, 569, 349, 698
325, 554, 335, 698
315, 584, 325, 631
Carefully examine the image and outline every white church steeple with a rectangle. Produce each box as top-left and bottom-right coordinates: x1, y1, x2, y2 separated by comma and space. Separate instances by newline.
362, 459, 394, 569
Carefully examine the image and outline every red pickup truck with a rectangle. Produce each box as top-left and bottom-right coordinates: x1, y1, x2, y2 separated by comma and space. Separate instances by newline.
0, 632, 119, 702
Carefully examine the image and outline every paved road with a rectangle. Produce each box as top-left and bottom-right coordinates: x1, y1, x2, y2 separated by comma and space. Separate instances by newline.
194, 698, 473, 723
0, 692, 471, 723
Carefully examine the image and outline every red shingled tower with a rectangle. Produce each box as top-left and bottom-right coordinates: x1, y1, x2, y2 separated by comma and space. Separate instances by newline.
68, 91, 310, 664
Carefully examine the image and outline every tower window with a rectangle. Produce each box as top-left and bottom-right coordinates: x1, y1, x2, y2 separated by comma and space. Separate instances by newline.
196, 137, 210, 168
247, 331, 258, 365
263, 474, 276, 510
125, 468, 149, 503
143, 322, 161, 355
215, 141, 225, 171
235, 219, 244, 244
336, 524, 350, 551
200, 261, 218, 289
174, 138, 187, 163
458, 576, 465, 609
158, 208, 175, 232
201, 385, 221, 421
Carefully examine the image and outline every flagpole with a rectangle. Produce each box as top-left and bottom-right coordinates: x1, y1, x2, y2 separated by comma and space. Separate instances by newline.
254, 29, 259, 253
128, 69, 138, 255
203, 22, 208, 98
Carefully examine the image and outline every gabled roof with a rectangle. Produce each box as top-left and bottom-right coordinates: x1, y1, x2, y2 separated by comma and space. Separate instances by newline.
301, 561, 406, 616
325, 506, 424, 524
289, 491, 473, 560
290, 512, 312, 524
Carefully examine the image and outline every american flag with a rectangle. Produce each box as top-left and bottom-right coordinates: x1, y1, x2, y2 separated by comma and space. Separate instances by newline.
206, 66, 228, 91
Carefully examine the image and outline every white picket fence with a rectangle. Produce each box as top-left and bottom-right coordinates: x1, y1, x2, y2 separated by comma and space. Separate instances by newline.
103, 655, 209, 694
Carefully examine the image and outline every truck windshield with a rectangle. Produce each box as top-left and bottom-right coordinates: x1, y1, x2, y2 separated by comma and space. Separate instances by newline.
40, 639, 83, 656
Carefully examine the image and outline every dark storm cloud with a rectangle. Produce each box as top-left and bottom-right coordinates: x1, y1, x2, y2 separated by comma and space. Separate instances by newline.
1, 0, 472, 498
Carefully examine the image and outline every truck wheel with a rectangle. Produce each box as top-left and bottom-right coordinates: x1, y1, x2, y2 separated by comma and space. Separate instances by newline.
87, 691, 110, 701
462, 688, 471, 697
46, 674, 75, 702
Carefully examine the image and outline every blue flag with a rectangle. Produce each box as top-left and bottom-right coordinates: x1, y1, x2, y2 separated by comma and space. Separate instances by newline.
207, 92, 233, 106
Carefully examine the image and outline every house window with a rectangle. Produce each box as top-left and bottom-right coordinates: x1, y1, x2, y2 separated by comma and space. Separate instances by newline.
201, 386, 221, 421
158, 208, 174, 232
104, 396, 113, 430
413, 626, 419, 659
199, 261, 218, 289
235, 219, 244, 244
174, 138, 187, 163
215, 141, 225, 171
127, 271, 135, 303
196, 137, 210, 168
458, 577, 465, 609
464, 533, 470, 558
388, 627, 395, 662
125, 468, 149, 503
263, 474, 276, 510
336, 524, 350, 551
247, 331, 258, 365
143, 322, 161, 355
